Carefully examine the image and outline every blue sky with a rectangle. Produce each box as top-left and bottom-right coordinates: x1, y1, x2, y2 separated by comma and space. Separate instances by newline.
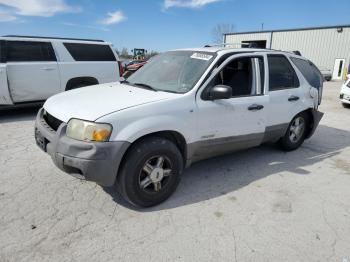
0, 0, 349, 52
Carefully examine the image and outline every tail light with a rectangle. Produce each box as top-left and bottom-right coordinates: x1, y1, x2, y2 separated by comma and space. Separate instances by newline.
118, 61, 124, 77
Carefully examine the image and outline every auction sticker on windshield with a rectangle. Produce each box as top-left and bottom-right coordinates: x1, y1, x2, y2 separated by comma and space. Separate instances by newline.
191, 53, 213, 61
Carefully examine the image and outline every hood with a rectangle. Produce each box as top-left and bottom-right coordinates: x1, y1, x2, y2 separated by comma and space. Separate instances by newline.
44, 82, 179, 122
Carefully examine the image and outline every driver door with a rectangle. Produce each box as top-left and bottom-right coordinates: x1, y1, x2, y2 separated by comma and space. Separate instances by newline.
193, 53, 268, 161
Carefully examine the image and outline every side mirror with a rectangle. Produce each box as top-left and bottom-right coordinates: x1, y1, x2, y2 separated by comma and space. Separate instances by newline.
208, 85, 232, 100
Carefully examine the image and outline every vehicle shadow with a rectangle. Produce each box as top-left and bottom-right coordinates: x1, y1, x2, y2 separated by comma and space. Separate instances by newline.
103, 124, 350, 211
0, 106, 41, 124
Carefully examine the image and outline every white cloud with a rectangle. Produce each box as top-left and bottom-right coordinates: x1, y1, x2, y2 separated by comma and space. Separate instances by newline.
99, 10, 126, 25
163, 0, 221, 9
0, 0, 80, 17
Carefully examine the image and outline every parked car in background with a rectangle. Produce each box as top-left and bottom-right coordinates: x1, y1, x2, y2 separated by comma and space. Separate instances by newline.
320, 68, 332, 81
35, 46, 324, 207
340, 74, 350, 107
0, 36, 121, 107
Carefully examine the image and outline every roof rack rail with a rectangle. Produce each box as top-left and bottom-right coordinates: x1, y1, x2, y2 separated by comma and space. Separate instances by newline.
2, 35, 105, 42
204, 43, 250, 48
204, 43, 301, 55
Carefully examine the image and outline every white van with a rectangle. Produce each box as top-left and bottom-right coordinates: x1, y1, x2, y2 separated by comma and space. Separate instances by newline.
0, 36, 121, 106
340, 74, 350, 107
35, 47, 324, 207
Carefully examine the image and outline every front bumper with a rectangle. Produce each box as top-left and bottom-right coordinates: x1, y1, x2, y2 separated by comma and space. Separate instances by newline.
340, 93, 350, 104
34, 108, 130, 186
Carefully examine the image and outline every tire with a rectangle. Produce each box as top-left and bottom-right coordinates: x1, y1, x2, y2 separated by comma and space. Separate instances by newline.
279, 112, 309, 151
342, 103, 350, 108
117, 137, 183, 207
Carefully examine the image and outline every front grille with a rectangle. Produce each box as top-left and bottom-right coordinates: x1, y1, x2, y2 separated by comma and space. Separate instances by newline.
43, 112, 63, 131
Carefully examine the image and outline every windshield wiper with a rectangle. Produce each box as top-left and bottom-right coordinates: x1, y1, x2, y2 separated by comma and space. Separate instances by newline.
133, 83, 158, 92
159, 89, 182, 94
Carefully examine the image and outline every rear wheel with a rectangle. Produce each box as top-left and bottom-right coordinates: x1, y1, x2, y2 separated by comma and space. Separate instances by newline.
280, 112, 309, 151
342, 102, 350, 108
117, 137, 183, 207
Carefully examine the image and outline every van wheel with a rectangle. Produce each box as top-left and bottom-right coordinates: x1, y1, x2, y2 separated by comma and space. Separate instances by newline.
117, 137, 183, 207
342, 103, 350, 108
280, 112, 309, 151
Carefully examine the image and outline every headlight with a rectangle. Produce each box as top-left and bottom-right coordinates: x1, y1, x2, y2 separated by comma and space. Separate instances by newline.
66, 119, 112, 142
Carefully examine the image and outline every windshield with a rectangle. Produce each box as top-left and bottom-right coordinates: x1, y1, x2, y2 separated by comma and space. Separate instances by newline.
127, 51, 215, 93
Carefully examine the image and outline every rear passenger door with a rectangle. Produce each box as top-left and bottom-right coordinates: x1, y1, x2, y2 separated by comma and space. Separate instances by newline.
266, 54, 303, 131
5, 40, 60, 102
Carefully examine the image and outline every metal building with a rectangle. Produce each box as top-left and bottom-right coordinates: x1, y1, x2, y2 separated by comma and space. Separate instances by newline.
224, 25, 350, 80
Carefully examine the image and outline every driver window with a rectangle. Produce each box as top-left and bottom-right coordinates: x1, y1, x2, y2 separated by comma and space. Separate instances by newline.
211, 57, 257, 97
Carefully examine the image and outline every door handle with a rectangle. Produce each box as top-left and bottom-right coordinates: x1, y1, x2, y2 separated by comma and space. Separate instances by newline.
288, 95, 300, 102
41, 67, 55, 71
248, 104, 264, 111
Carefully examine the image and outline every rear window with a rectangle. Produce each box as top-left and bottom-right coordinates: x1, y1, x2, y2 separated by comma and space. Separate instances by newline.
6, 41, 56, 62
268, 55, 299, 91
291, 57, 323, 89
63, 43, 116, 61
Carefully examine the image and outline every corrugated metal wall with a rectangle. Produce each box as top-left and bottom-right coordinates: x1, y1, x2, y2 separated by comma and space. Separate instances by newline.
225, 32, 272, 48
225, 27, 350, 73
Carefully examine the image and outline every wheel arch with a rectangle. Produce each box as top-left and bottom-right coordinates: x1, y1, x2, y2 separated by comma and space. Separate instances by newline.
117, 130, 188, 180
295, 108, 322, 139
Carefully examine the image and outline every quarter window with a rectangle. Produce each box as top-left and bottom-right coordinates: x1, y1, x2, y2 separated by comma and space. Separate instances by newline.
6, 41, 56, 62
63, 43, 116, 61
291, 57, 323, 89
268, 55, 299, 91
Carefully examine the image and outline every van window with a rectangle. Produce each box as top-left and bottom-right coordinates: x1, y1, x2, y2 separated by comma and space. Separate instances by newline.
63, 43, 116, 61
291, 57, 323, 89
268, 55, 299, 91
6, 41, 56, 62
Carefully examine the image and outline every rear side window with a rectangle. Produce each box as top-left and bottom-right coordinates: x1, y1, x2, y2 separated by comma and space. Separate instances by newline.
6, 41, 56, 62
63, 43, 116, 61
268, 55, 299, 91
0, 40, 4, 63
290, 57, 323, 89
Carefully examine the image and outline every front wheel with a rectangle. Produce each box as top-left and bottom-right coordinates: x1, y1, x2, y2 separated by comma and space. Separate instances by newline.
280, 112, 309, 151
117, 137, 183, 207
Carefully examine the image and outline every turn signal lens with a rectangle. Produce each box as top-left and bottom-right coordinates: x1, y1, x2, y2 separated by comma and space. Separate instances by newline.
92, 129, 111, 142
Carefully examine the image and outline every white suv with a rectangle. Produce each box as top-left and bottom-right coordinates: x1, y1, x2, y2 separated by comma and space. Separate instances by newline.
0, 36, 120, 106
35, 47, 324, 207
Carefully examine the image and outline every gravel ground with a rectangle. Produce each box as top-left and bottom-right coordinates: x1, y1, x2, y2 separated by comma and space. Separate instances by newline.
0, 81, 349, 262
